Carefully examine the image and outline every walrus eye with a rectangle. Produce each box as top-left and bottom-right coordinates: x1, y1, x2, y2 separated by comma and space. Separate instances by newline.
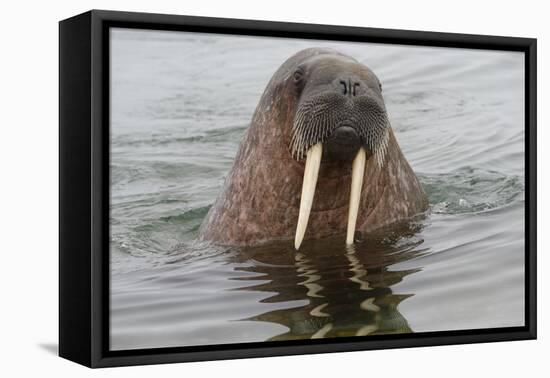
379, 82, 383, 92
293, 68, 305, 84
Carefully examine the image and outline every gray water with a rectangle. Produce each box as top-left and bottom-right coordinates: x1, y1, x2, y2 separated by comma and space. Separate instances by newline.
109, 28, 525, 350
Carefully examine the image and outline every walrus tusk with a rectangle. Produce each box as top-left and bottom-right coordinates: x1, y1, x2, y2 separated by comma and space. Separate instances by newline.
295, 143, 323, 250
346, 147, 366, 245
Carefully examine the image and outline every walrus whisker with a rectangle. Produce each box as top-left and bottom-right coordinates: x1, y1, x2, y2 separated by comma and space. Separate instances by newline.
291, 93, 390, 162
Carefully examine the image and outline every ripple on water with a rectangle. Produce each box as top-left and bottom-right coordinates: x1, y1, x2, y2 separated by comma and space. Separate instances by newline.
420, 167, 524, 215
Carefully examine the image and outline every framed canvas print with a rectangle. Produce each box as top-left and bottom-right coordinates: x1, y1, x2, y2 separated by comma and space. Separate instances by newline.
59, 10, 536, 368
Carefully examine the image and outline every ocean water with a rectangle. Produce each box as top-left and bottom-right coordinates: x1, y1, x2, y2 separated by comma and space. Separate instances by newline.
109, 28, 525, 350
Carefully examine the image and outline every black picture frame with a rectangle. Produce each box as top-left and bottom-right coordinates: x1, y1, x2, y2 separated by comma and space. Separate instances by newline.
59, 9, 537, 368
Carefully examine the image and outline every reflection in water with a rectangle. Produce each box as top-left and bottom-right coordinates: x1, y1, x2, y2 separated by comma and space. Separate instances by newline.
231, 224, 428, 340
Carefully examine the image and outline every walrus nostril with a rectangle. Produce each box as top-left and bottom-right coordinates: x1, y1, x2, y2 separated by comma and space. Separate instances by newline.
340, 80, 347, 95
352, 82, 360, 96
339, 79, 361, 97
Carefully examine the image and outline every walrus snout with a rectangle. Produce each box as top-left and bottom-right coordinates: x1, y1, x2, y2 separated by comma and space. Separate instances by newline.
290, 92, 389, 163
324, 126, 362, 162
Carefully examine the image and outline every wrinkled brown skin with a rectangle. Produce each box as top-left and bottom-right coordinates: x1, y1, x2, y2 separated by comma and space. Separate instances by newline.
198, 48, 429, 246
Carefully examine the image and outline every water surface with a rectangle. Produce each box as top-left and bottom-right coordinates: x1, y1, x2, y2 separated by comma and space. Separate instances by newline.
110, 29, 525, 350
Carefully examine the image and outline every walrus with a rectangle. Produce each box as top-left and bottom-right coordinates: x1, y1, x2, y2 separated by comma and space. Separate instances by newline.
198, 48, 428, 249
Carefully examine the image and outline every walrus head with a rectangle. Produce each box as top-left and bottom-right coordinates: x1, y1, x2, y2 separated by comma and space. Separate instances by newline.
198, 48, 428, 249
284, 50, 390, 249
